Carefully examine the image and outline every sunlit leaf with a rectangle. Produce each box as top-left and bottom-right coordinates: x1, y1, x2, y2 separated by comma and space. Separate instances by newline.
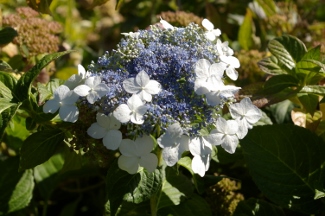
238, 9, 254, 50
258, 56, 289, 75
13, 50, 73, 102
0, 71, 17, 92
265, 99, 294, 124
0, 98, 16, 113
20, 129, 65, 170
255, 0, 277, 17
298, 93, 319, 115
0, 157, 34, 214
241, 125, 325, 214
34, 153, 65, 199
268, 35, 307, 70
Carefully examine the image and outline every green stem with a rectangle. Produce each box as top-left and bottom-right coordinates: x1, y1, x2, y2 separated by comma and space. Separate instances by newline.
150, 193, 158, 216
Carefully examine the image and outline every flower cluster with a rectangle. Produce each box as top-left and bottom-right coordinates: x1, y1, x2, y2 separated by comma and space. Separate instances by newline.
43, 19, 262, 176
2, 7, 62, 56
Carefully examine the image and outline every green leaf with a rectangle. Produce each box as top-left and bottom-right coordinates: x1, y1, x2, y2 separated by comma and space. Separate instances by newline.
298, 93, 319, 115
0, 81, 13, 100
20, 129, 65, 170
0, 27, 18, 46
258, 56, 289, 75
241, 125, 325, 214
34, 153, 65, 199
13, 51, 73, 102
5, 114, 31, 150
255, 0, 277, 17
238, 9, 254, 50
158, 193, 212, 216
233, 198, 285, 216
0, 98, 16, 113
265, 99, 294, 124
268, 35, 307, 70
106, 162, 161, 215
263, 74, 299, 94
0, 104, 19, 142
0, 61, 13, 71
157, 166, 194, 210
0, 71, 17, 92
302, 85, 325, 95
0, 157, 35, 214
123, 169, 162, 204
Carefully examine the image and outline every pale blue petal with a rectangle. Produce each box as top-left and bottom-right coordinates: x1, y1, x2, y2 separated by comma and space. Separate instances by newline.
136, 70, 150, 87
94, 83, 109, 97
162, 146, 179, 166
139, 153, 158, 172
43, 99, 60, 113
87, 122, 106, 139
134, 135, 154, 156
194, 59, 211, 78
119, 139, 137, 157
123, 78, 140, 94
145, 80, 161, 95
74, 85, 91, 96
103, 130, 122, 150
59, 105, 79, 123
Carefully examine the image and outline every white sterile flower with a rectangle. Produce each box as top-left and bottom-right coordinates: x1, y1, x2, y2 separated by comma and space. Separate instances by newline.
205, 84, 241, 106
123, 70, 162, 102
87, 113, 122, 150
202, 18, 221, 41
194, 59, 226, 95
216, 39, 234, 56
205, 117, 239, 154
229, 97, 262, 139
113, 94, 148, 124
121, 32, 140, 38
160, 17, 174, 30
220, 55, 240, 81
43, 85, 79, 123
64, 64, 90, 90
157, 122, 190, 166
74, 76, 109, 104
118, 135, 158, 174
189, 137, 212, 177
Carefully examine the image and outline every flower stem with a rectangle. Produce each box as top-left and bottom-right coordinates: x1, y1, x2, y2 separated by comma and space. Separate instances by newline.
150, 193, 158, 216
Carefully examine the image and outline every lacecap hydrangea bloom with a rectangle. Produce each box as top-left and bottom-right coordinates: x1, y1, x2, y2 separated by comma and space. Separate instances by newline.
43, 18, 262, 176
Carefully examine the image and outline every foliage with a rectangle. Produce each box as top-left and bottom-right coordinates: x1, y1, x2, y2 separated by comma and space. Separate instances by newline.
0, 0, 325, 215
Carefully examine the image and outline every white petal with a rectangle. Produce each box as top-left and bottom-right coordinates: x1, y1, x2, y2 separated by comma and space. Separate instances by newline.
87, 122, 106, 139
202, 18, 214, 31
162, 146, 180, 166
221, 136, 239, 154
103, 130, 122, 150
96, 113, 110, 128
136, 70, 150, 87
59, 105, 79, 122
235, 119, 249, 139
205, 32, 216, 41
118, 155, 139, 174
225, 68, 239, 81
78, 64, 86, 77
119, 139, 137, 156
61, 91, 80, 105
94, 83, 109, 97
209, 62, 227, 78
178, 135, 190, 153
74, 85, 91, 96
157, 122, 183, 148
191, 155, 207, 177
145, 80, 161, 95
160, 18, 174, 30
189, 137, 212, 156
205, 91, 222, 106
134, 135, 154, 156
139, 91, 152, 102
212, 29, 221, 37
86, 91, 99, 104
54, 85, 71, 100
108, 114, 121, 129
64, 74, 83, 90
123, 78, 140, 94
139, 153, 158, 172
113, 104, 131, 123
43, 99, 60, 113
194, 59, 211, 78
194, 79, 210, 95
128, 94, 145, 110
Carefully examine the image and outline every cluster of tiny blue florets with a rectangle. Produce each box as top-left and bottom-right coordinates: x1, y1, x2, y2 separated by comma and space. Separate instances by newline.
88, 23, 221, 136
